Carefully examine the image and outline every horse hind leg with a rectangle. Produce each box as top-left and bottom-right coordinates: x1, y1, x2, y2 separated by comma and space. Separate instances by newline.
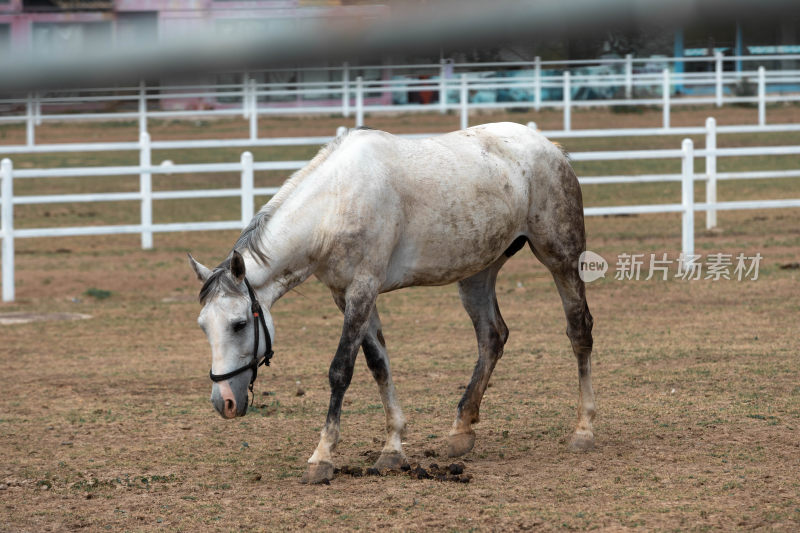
361, 307, 407, 469
448, 257, 509, 457
528, 237, 596, 452
558, 267, 595, 451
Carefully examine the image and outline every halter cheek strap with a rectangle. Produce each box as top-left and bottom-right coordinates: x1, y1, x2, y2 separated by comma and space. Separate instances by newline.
208, 278, 274, 399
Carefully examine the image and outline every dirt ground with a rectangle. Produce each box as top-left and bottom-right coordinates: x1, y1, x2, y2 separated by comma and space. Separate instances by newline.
1, 107, 799, 531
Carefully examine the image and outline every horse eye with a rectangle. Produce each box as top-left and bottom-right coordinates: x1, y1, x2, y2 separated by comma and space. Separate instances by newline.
232, 320, 248, 333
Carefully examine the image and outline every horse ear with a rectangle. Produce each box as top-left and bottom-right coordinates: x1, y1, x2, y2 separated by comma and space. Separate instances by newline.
230, 250, 246, 283
188, 253, 212, 282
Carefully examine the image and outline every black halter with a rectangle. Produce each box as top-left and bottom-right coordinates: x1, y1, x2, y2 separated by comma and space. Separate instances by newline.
208, 278, 274, 399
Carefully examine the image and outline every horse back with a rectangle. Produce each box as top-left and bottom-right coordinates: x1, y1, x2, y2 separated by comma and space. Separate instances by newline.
323, 123, 573, 289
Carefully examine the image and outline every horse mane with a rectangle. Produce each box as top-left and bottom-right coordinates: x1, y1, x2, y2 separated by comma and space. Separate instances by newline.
198, 258, 242, 305
197, 130, 368, 304
233, 131, 355, 264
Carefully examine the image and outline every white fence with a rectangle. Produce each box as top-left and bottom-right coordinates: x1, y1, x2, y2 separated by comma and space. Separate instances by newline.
2, 123, 799, 302
3, 52, 800, 146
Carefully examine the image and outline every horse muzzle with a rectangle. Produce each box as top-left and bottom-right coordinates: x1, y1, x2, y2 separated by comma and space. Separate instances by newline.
211, 377, 250, 419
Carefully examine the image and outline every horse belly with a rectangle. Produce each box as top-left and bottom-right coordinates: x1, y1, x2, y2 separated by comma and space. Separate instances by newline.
383, 181, 527, 290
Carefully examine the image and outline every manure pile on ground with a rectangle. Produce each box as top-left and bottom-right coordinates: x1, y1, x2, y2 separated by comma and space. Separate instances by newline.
334, 462, 471, 483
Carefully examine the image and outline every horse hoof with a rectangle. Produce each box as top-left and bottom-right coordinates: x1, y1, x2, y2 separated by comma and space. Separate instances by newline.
300, 462, 334, 484
447, 431, 476, 457
373, 451, 407, 470
567, 432, 595, 452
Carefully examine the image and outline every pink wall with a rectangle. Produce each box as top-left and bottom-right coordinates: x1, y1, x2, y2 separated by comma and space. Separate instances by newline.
0, 1, 392, 111
0, 1, 385, 56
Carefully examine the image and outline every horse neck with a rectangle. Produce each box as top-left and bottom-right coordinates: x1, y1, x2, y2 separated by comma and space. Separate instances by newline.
243, 204, 322, 308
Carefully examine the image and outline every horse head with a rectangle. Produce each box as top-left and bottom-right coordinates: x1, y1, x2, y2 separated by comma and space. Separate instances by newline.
188, 250, 275, 419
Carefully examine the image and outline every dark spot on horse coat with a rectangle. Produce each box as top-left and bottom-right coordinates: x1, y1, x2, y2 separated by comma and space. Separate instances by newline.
279, 268, 307, 290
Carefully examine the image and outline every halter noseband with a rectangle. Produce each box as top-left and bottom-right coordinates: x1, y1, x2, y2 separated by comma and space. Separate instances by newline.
208, 278, 274, 399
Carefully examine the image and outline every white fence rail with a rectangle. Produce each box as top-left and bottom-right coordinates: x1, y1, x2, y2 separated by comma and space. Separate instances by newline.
3, 115, 799, 235
3, 52, 800, 146
2, 125, 799, 302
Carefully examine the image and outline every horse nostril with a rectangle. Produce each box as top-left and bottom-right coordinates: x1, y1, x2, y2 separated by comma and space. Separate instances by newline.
215, 380, 238, 418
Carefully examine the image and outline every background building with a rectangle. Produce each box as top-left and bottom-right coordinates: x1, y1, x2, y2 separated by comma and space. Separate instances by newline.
0, 1, 387, 59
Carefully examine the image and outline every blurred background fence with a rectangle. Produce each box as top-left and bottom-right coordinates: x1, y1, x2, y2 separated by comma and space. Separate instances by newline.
3, 53, 800, 146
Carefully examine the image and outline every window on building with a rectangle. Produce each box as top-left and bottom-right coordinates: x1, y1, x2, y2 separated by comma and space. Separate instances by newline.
116, 12, 158, 50
0, 24, 9, 57
32, 21, 113, 58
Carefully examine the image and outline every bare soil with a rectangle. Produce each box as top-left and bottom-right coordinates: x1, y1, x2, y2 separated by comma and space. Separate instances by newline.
1, 108, 799, 531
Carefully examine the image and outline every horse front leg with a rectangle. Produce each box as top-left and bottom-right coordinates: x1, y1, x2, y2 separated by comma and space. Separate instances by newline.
361, 307, 407, 469
327, 293, 407, 470
301, 279, 377, 484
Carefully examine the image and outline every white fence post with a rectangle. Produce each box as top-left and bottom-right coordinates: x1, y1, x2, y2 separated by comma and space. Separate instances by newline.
139, 132, 153, 250
1, 158, 14, 302
439, 59, 447, 114
138, 81, 147, 137
342, 62, 350, 118
25, 93, 35, 147
241, 151, 254, 226
705, 117, 717, 230
460, 74, 468, 130
355, 76, 364, 127
249, 78, 258, 141
563, 71, 571, 132
681, 138, 695, 257
662, 68, 671, 129
242, 74, 249, 119
758, 66, 766, 127
534, 56, 542, 111
625, 53, 633, 99
715, 51, 723, 108
34, 91, 42, 126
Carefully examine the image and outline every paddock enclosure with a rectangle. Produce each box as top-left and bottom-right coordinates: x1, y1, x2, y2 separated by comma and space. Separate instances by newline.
1, 106, 799, 531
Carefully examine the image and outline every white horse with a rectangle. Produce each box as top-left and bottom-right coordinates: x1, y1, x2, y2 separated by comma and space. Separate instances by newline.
189, 122, 595, 484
